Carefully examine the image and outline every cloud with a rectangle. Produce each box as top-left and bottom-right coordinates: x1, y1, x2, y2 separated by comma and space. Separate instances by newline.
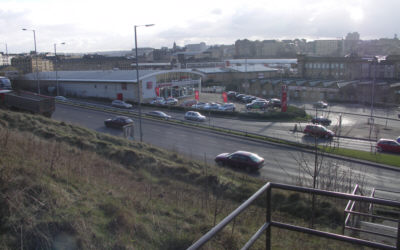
1, 0, 400, 53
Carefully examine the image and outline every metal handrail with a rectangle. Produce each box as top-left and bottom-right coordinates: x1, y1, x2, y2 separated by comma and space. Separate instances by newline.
188, 182, 400, 250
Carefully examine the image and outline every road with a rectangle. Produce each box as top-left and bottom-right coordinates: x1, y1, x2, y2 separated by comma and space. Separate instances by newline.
53, 103, 400, 192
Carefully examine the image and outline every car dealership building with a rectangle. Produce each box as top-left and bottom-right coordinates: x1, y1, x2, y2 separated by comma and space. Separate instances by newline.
14, 69, 204, 102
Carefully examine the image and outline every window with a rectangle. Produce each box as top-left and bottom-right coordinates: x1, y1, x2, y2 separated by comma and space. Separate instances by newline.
121, 83, 127, 90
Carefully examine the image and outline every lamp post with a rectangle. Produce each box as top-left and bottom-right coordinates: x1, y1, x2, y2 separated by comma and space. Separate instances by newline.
22, 28, 40, 94
134, 24, 154, 142
54, 42, 65, 96
368, 57, 377, 140
0, 42, 8, 65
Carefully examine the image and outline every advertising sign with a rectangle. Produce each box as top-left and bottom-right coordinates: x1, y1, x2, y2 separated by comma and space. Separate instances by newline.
195, 90, 199, 100
281, 85, 288, 112
155, 87, 159, 96
222, 92, 227, 103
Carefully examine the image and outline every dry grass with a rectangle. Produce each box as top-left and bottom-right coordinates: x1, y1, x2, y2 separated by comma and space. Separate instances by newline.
0, 109, 368, 249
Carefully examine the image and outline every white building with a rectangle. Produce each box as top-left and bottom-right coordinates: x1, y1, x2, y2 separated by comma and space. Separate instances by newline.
19, 69, 204, 102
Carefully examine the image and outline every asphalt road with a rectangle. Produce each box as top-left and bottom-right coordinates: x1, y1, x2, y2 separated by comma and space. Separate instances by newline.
53, 103, 400, 192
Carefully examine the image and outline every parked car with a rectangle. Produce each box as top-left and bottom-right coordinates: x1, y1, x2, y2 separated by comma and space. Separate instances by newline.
104, 116, 134, 129
311, 116, 332, 126
55, 96, 68, 102
150, 97, 165, 105
241, 95, 256, 103
111, 100, 132, 109
147, 110, 171, 120
269, 98, 281, 108
181, 99, 198, 107
235, 94, 246, 101
303, 124, 335, 139
218, 103, 236, 112
192, 102, 208, 109
184, 111, 206, 122
215, 151, 264, 172
227, 91, 237, 100
376, 139, 400, 153
397, 136, 400, 143
164, 97, 178, 105
203, 103, 221, 110
246, 100, 268, 110
313, 101, 328, 109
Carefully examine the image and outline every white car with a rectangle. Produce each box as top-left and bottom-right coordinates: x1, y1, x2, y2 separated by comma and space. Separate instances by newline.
192, 102, 208, 109
150, 97, 165, 105
184, 111, 206, 122
55, 96, 68, 102
111, 100, 132, 109
203, 103, 221, 110
165, 97, 178, 105
218, 103, 236, 111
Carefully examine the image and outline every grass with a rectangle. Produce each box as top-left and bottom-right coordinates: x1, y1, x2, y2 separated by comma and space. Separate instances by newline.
323, 147, 400, 168
0, 109, 372, 249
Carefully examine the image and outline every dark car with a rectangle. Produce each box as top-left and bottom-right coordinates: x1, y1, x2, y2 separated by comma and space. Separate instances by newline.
104, 116, 134, 129
311, 116, 332, 126
376, 139, 400, 153
246, 100, 268, 110
313, 101, 328, 109
269, 98, 281, 108
227, 91, 237, 100
215, 151, 264, 172
304, 124, 334, 139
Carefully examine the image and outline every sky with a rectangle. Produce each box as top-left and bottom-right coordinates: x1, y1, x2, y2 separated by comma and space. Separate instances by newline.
1, 0, 400, 54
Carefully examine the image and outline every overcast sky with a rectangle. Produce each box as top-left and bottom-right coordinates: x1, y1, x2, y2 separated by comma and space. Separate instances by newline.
1, 0, 399, 54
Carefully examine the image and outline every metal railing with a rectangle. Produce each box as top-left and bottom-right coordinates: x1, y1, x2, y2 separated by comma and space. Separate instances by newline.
188, 182, 400, 250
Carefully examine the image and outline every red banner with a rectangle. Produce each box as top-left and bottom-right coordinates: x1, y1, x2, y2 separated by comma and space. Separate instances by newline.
155, 87, 159, 96
222, 92, 227, 103
281, 85, 287, 112
195, 90, 199, 100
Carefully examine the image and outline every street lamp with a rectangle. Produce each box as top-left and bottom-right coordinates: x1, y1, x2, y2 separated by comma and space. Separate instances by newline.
0, 42, 8, 65
134, 24, 154, 142
54, 42, 66, 96
22, 28, 40, 94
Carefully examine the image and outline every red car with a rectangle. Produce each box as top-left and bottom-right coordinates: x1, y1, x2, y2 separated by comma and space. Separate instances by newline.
215, 151, 264, 172
376, 139, 400, 153
304, 124, 334, 139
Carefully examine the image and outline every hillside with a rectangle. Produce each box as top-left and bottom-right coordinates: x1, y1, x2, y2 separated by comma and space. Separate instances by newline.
0, 109, 362, 249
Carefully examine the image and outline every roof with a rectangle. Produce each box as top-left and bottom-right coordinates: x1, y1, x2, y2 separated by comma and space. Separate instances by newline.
226, 59, 297, 64
227, 64, 278, 73
22, 69, 204, 83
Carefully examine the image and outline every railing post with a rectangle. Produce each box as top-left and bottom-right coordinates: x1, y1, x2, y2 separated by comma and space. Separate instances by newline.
266, 185, 271, 250
397, 216, 400, 249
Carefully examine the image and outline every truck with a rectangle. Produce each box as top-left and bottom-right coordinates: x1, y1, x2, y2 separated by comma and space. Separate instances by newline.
1, 90, 55, 117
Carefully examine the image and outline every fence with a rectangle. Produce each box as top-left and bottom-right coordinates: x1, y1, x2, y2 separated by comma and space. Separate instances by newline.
188, 182, 400, 250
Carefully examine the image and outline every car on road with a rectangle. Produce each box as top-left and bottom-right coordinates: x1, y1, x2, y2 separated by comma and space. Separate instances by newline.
104, 116, 134, 129
246, 100, 268, 110
218, 103, 236, 112
111, 100, 132, 109
150, 97, 166, 105
376, 139, 400, 153
184, 111, 206, 122
147, 110, 171, 120
313, 101, 328, 109
311, 116, 332, 126
303, 124, 334, 139
164, 97, 178, 105
215, 151, 264, 172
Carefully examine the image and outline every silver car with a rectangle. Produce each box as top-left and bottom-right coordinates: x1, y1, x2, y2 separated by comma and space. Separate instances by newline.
111, 100, 132, 109
218, 103, 236, 111
184, 111, 206, 122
